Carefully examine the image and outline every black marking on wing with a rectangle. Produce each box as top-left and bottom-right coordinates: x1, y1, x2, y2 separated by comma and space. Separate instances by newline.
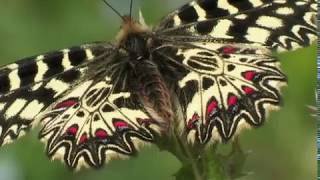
0, 43, 112, 94
152, 42, 286, 143
157, 0, 273, 29
17, 60, 38, 87
68, 47, 87, 66
43, 51, 64, 77
38, 57, 162, 169
0, 43, 114, 147
156, 0, 317, 52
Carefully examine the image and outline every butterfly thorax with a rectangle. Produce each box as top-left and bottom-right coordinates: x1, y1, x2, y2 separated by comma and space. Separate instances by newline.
114, 17, 174, 128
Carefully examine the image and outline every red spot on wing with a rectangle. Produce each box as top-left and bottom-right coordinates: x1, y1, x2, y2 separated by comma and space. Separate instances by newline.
228, 96, 238, 106
187, 113, 200, 129
95, 129, 108, 139
243, 86, 255, 95
114, 121, 129, 129
79, 133, 88, 144
67, 126, 78, 136
54, 99, 78, 109
207, 101, 217, 116
222, 46, 237, 54
243, 71, 257, 81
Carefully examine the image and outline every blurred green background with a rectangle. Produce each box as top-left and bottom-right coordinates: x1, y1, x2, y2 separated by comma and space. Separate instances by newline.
0, 0, 316, 180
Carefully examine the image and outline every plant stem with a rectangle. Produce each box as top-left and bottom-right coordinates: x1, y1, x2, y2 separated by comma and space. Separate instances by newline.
166, 132, 248, 180
165, 125, 204, 180
178, 135, 203, 180
161, 116, 248, 179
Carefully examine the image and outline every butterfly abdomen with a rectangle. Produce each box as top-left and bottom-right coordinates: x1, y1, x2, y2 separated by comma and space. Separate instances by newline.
133, 60, 173, 128
119, 28, 173, 127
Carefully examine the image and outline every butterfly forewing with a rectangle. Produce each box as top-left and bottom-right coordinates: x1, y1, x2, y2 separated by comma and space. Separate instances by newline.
158, 0, 273, 29
0, 43, 112, 146
156, 0, 317, 52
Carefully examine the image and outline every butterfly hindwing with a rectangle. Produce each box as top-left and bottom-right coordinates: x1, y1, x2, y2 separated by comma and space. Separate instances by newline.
156, 0, 317, 52
0, 43, 113, 146
153, 42, 286, 143
39, 59, 161, 169
151, 0, 316, 144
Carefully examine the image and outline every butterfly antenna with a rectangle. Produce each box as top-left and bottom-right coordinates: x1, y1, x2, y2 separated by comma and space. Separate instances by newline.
129, 0, 133, 19
101, 0, 126, 21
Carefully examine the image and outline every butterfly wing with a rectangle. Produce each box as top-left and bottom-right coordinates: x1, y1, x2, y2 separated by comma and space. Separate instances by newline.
0, 43, 113, 146
153, 42, 286, 143
157, 0, 273, 28
39, 57, 161, 170
156, 0, 317, 52
152, 0, 316, 143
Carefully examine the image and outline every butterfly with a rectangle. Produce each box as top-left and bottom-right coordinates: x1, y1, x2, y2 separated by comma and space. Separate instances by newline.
0, 0, 316, 170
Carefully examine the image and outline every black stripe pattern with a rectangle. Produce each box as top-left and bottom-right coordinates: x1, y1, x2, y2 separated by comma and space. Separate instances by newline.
0, 43, 112, 148
157, 0, 317, 52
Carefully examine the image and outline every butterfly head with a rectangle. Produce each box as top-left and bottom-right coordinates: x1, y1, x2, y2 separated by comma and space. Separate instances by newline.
116, 11, 151, 46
